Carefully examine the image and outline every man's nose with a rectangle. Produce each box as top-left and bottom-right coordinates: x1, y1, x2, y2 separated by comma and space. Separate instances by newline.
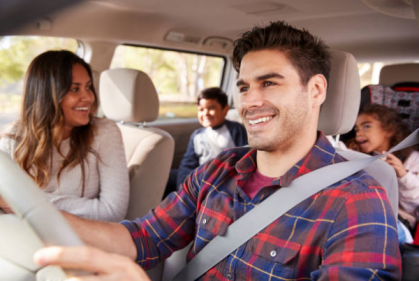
239, 88, 264, 109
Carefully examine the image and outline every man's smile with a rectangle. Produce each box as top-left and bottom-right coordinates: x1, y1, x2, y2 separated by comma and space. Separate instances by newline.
248, 115, 274, 125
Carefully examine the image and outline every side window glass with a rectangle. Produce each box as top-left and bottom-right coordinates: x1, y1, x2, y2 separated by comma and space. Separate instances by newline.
110, 45, 225, 120
0, 36, 79, 130
359, 62, 385, 88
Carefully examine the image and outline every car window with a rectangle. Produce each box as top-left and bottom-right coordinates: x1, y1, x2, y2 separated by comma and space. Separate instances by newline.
110, 45, 226, 120
0, 36, 79, 130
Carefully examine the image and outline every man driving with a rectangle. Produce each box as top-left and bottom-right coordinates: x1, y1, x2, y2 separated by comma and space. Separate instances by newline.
34, 21, 401, 280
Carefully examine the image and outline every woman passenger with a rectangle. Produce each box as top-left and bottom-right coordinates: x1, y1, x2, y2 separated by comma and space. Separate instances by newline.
0, 50, 129, 222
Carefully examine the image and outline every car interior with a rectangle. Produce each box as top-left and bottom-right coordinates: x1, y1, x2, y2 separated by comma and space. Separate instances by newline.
0, 47, 400, 281
1, 0, 419, 280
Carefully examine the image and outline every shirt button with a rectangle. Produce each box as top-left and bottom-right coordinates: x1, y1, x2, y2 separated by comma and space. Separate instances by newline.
202, 218, 207, 224
270, 250, 277, 257
226, 273, 232, 279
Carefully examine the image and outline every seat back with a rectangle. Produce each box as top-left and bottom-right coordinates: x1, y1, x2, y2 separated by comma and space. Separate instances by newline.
379, 63, 419, 86
318, 50, 361, 135
100, 68, 175, 220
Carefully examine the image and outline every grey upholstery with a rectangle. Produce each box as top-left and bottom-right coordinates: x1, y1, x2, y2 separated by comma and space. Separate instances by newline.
319, 50, 361, 135
379, 63, 419, 85
100, 69, 159, 122
100, 68, 175, 220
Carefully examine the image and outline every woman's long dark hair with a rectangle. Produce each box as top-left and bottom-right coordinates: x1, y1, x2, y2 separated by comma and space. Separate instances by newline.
10, 50, 99, 195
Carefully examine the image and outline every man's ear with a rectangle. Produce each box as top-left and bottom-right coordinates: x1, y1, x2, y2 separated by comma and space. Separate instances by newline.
308, 74, 327, 107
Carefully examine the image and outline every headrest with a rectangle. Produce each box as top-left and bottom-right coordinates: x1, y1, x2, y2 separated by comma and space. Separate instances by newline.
379, 63, 419, 86
99, 68, 159, 122
319, 50, 360, 135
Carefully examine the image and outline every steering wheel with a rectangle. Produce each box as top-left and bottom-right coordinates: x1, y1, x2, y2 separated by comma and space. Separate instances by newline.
0, 151, 84, 280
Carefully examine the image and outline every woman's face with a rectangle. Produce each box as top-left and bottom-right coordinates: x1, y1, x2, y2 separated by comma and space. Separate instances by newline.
61, 63, 95, 138
354, 113, 392, 154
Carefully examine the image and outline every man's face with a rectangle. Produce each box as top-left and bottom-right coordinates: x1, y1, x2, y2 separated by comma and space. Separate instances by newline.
197, 98, 229, 128
236, 49, 314, 153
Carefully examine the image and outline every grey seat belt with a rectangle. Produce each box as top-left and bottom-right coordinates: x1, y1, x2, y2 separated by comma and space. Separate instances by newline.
172, 129, 419, 281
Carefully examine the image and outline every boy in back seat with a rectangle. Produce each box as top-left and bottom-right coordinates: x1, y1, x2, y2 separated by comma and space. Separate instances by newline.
165, 87, 247, 196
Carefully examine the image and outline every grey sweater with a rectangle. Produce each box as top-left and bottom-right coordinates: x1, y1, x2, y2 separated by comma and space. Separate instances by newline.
0, 118, 129, 222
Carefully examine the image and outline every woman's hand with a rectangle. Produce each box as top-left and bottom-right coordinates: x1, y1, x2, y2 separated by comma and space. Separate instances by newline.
383, 153, 407, 178
0, 196, 14, 214
34, 246, 151, 281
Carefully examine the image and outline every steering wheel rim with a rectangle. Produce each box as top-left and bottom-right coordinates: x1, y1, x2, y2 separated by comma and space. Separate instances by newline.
0, 151, 84, 279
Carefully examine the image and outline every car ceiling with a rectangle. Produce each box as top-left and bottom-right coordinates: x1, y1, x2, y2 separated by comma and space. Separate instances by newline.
5, 0, 419, 62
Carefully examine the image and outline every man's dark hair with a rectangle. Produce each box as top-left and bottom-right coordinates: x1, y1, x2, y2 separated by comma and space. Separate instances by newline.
197, 87, 228, 108
232, 21, 331, 86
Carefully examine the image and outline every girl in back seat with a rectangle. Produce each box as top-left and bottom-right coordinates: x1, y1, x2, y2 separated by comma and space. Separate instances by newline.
351, 104, 419, 239
0, 50, 129, 222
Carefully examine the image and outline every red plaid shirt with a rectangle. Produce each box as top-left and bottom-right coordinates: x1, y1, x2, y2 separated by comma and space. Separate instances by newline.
122, 132, 401, 280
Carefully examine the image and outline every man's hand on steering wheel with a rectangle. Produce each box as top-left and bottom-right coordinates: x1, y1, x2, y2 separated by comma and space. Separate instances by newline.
34, 246, 151, 281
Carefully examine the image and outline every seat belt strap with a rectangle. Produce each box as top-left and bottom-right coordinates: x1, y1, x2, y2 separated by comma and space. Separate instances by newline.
172, 129, 419, 281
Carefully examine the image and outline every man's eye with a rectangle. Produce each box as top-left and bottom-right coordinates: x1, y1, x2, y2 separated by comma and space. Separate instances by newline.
239, 86, 248, 93
262, 81, 275, 87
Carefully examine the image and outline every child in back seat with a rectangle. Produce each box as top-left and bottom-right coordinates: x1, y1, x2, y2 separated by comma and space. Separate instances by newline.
163, 87, 248, 198
349, 104, 419, 242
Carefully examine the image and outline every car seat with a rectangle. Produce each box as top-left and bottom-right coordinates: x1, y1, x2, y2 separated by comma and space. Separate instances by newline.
99, 68, 175, 220
362, 63, 419, 132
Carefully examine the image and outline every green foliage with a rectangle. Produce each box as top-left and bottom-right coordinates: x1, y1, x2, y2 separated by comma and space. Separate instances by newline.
0, 36, 78, 87
0, 36, 78, 114
111, 45, 224, 107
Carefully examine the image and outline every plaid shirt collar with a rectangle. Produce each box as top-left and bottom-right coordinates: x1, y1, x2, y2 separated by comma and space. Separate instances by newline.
235, 132, 336, 187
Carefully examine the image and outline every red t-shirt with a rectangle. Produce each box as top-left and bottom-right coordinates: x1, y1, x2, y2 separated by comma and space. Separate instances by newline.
241, 169, 276, 199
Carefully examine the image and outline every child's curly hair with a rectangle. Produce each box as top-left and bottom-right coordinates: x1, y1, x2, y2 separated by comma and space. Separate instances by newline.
345, 138, 361, 152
